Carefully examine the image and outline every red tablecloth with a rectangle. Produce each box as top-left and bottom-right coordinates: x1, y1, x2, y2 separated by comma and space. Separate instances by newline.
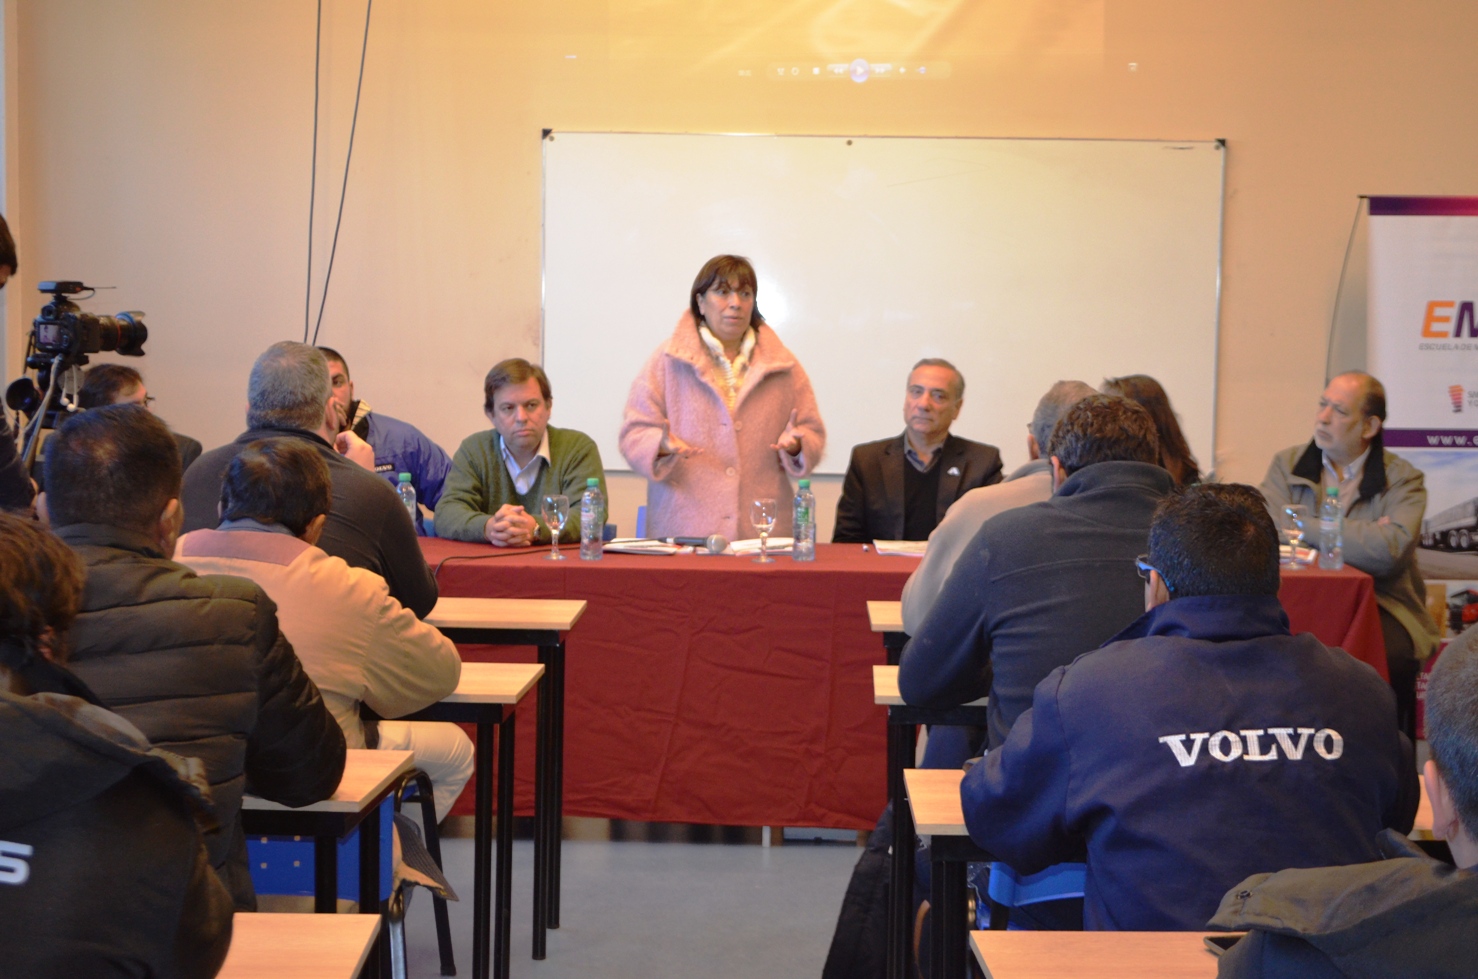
423, 541, 1387, 829
1278, 565, 1388, 682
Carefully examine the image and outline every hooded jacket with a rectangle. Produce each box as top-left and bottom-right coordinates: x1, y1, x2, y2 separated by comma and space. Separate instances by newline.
1211, 830, 1478, 978
0, 689, 234, 978
57, 523, 346, 909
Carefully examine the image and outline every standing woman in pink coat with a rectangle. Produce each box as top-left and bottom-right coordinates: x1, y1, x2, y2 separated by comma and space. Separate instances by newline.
620, 255, 825, 541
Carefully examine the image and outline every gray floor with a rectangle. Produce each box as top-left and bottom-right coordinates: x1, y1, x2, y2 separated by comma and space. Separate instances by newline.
399, 834, 860, 978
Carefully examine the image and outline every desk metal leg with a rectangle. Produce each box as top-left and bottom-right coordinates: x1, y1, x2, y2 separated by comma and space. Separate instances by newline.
360, 804, 386, 978
928, 849, 967, 979
314, 834, 338, 914
494, 712, 516, 979
886, 720, 918, 979
532, 648, 551, 959
472, 719, 495, 979
549, 638, 565, 928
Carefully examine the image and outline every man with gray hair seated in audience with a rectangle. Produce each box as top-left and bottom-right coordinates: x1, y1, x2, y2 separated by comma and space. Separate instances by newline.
182, 341, 438, 618
177, 438, 472, 820
1211, 611, 1478, 975
901, 379, 1096, 633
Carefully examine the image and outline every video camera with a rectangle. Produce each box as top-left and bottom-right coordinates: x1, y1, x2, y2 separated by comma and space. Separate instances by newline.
5, 280, 149, 469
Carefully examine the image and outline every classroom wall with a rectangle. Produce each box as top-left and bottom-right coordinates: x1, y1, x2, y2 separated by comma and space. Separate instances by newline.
7, 1, 1478, 539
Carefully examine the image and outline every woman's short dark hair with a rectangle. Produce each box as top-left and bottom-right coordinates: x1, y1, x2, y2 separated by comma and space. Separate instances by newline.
0, 512, 85, 661
219, 440, 332, 537
483, 359, 552, 414
688, 255, 764, 328
78, 364, 145, 409
1146, 484, 1280, 598
1101, 374, 1201, 486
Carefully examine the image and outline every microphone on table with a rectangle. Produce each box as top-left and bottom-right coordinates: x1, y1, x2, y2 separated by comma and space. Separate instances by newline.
663, 535, 729, 554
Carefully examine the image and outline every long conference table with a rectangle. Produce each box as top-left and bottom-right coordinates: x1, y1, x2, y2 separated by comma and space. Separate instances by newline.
420, 540, 1388, 828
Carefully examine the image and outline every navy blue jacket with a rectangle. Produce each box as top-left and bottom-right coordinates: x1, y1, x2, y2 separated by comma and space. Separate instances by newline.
898, 460, 1173, 748
961, 594, 1420, 931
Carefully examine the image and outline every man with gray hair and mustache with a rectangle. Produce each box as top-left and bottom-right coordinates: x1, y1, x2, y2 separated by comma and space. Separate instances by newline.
182, 341, 437, 618
900, 380, 1096, 633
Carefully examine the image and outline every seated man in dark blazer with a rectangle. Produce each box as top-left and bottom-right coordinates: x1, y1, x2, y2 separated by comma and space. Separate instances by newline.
833, 359, 1002, 543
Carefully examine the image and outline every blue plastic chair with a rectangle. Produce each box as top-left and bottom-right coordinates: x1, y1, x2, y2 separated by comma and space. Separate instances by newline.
979, 862, 1086, 930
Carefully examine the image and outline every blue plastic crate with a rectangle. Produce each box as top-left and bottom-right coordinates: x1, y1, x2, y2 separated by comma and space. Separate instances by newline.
246, 797, 394, 902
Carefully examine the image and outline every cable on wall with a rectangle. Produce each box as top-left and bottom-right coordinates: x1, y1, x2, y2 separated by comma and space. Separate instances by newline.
306, 0, 374, 346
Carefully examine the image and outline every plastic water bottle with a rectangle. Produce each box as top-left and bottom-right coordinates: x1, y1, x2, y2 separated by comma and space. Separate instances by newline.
580, 477, 604, 561
792, 478, 816, 562
1318, 486, 1344, 570
396, 473, 417, 523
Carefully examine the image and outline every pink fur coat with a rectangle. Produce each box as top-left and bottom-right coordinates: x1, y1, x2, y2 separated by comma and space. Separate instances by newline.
620, 312, 825, 540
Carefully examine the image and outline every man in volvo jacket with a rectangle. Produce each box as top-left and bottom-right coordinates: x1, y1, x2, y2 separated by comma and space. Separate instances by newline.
961, 484, 1419, 931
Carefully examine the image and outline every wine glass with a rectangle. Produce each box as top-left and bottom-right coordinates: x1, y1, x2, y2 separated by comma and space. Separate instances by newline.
750, 498, 778, 564
541, 494, 570, 561
1282, 504, 1310, 566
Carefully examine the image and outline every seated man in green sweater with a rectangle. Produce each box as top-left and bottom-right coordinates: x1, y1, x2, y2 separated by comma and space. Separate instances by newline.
434, 358, 605, 545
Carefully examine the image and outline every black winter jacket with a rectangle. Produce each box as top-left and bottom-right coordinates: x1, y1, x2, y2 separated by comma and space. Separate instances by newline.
1212, 830, 1478, 978
0, 690, 234, 978
58, 523, 346, 908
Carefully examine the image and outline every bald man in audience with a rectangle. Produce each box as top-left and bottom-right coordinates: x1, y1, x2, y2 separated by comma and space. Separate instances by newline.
900, 379, 1095, 633
1260, 370, 1439, 741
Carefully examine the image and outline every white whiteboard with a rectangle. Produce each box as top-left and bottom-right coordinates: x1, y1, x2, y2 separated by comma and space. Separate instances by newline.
543, 134, 1224, 475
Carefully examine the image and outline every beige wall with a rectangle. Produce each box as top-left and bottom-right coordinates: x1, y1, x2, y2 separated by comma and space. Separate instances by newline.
8, 1, 1478, 538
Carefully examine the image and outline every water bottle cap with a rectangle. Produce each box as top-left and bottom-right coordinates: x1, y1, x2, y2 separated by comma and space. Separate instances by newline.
398, 472, 413, 482
1325, 486, 1337, 496
587, 477, 599, 487
799, 478, 810, 489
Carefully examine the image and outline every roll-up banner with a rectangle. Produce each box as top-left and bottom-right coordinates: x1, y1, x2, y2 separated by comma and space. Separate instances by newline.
1367, 195, 1478, 634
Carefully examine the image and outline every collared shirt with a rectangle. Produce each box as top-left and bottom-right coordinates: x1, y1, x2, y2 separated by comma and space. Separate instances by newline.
904, 440, 946, 474
697, 324, 756, 411
1322, 446, 1370, 511
500, 429, 552, 495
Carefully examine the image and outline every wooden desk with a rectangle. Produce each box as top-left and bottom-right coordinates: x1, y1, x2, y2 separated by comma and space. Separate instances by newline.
243, 749, 415, 918
219, 912, 380, 979
400, 660, 544, 979
874, 662, 989, 979
905, 767, 993, 979
424, 596, 584, 965
970, 931, 1219, 979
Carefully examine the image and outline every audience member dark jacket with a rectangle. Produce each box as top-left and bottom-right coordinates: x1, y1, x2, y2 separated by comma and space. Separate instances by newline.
0, 414, 33, 511
961, 594, 1419, 930
898, 460, 1174, 748
182, 426, 437, 618
0, 689, 234, 978
58, 522, 347, 909
1211, 830, 1478, 978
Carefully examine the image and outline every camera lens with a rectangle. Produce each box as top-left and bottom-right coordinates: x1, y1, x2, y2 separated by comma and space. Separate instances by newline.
94, 312, 148, 356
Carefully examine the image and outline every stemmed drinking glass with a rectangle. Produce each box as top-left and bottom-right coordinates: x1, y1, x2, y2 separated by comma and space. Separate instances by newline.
750, 498, 778, 564
541, 494, 570, 561
1281, 504, 1310, 566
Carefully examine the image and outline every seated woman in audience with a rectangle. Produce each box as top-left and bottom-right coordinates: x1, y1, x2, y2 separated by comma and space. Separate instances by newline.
1101, 373, 1201, 485
619, 254, 825, 540
0, 512, 233, 977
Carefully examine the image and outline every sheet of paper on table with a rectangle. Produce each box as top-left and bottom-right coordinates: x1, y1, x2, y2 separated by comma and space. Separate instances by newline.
605, 539, 686, 555
731, 537, 794, 554
872, 540, 927, 557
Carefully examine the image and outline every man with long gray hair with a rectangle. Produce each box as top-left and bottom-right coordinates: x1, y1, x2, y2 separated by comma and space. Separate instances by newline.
182, 341, 437, 617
